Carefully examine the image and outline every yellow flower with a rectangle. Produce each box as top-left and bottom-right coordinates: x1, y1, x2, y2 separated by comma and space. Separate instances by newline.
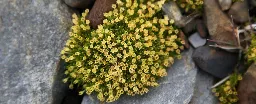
63, 78, 68, 83
111, 48, 118, 53
238, 75, 243, 80
79, 91, 85, 95
225, 81, 231, 85
112, 4, 117, 9
212, 88, 217, 93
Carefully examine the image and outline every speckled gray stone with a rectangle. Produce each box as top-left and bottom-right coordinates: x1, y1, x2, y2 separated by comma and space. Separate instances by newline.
82, 48, 198, 104
0, 0, 73, 104
190, 70, 218, 104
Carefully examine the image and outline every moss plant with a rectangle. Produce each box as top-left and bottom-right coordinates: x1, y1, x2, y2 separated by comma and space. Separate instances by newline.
212, 73, 243, 104
60, 0, 183, 102
247, 33, 256, 62
173, 0, 204, 12
232, 0, 244, 2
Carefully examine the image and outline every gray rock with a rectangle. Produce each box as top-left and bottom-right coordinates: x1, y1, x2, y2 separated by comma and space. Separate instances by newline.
238, 62, 256, 104
228, 1, 249, 23
0, 0, 73, 104
82, 48, 198, 104
162, 1, 183, 27
204, 0, 238, 46
162, 1, 199, 28
190, 70, 218, 104
192, 46, 238, 78
188, 32, 206, 48
64, 0, 95, 9
218, 0, 232, 11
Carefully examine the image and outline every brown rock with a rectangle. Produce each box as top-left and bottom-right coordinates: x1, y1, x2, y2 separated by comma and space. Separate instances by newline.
238, 63, 256, 104
183, 19, 197, 34
228, 1, 249, 24
204, 0, 238, 46
196, 20, 208, 38
178, 31, 190, 49
87, 0, 117, 29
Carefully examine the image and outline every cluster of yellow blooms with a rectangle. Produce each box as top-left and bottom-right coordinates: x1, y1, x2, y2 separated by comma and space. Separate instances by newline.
61, 0, 183, 102
247, 34, 256, 62
212, 73, 243, 104
172, 0, 204, 12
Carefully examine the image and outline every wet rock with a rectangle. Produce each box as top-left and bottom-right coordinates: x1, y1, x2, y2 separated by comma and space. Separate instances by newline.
192, 46, 238, 78
188, 32, 206, 48
162, 1, 199, 28
0, 0, 73, 103
218, 0, 232, 11
190, 70, 218, 104
204, 0, 238, 46
196, 20, 208, 38
228, 1, 249, 23
87, 0, 116, 29
178, 31, 190, 49
82, 48, 198, 104
64, 0, 95, 9
238, 62, 256, 104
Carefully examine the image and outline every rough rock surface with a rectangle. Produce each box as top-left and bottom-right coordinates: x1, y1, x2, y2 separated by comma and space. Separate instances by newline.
0, 0, 73, 104
192, 46, 238, 78
64, 0, 95, 9
82, 48, 198, 104
87, 0, 117, 29
190, 70, 218, 104
228, 1, 249, 24
238, 62, 256, 104
204, 0, 238, 46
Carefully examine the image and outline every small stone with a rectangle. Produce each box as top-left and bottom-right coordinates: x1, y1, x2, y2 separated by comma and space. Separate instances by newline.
87, 0, 117, 29
196, 20, 208, 38
228, 1, 249, 23
82, 48, 198, 104
218, 0, 232, 11
238, 62, 256, 104
188, 32, 206, 48
178, 31, 190, 49
64, 0, 95, 9
204, 0, 238, 46
192, 46, 238, 78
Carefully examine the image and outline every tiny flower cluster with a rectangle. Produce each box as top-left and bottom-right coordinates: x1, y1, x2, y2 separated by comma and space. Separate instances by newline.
247, 33, 256, 62
61, 0, 183, 102
173, 0, 204, 12
212, 73, 243, 104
